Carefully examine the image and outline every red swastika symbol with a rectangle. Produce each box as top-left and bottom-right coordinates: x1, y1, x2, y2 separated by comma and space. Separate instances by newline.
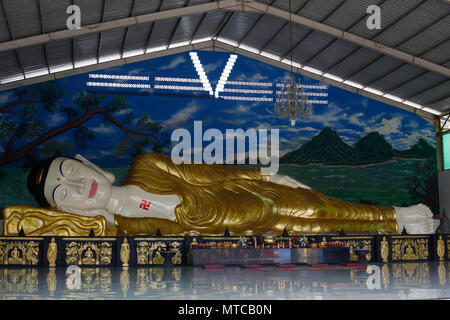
140, 200, 151, 210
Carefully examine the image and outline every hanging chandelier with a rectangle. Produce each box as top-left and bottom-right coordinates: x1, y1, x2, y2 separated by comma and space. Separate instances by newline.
274, 0, 312, 126
274, 75, 312, 126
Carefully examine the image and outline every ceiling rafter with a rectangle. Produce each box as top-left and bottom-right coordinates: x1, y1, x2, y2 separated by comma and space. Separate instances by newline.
0, 0, 446, 120
278, 0, 348, 62
213, 39, 438, 123
256, 0, 310, 54
0, 0, 446, 76
0, 0, 26, 80
381, 58, 450, 97
37, 0, 51, 75
97, 0, 107, 64
166, 0, 192, 48
407, 78, 450, 100
120, 0, 137, 59
144, 0, 165, 52
246, 0, 449, 77
236, 0, 276, 46
0, 38, 439, 123
349, 7, 450, 90
301, 0, 388, 69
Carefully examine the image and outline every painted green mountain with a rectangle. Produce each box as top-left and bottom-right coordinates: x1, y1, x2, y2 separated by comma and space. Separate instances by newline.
281, 127, 435, 165
396, 138, 437, 159
281, 127, 359, 164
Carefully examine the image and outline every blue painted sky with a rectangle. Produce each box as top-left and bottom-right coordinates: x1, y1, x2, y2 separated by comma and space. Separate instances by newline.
0, 51, 436, 168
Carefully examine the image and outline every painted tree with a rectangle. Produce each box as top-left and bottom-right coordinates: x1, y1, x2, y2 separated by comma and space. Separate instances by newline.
0, 81, 168, 166
406, 155, 439, 215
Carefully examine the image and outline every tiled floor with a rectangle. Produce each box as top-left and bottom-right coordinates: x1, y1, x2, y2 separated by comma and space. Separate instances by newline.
0, 262, 449, 300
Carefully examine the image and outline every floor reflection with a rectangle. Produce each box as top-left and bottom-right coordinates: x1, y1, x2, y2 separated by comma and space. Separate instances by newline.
0, 262, 449, 300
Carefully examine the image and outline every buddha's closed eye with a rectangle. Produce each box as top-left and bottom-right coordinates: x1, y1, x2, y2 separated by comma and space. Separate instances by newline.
61, 160, 74, 177
53, 185, 67, 202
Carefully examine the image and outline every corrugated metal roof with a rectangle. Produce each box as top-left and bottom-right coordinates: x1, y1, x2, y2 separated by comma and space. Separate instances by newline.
240, 15, 286, 49
3, 0, 42, 39
307, 39, 359, 71
123, 23, 154, 54
0, 0, 446, 117
17, 44, 48, 78
192, 11, 226, 40
40, 0, 72, 33
73, 34, 99, 66
74, 0, 104, 26
0, 50, 23, 81
171, 14, 204, 43
147, 18, 179, 49
45, 39, 73, 72
219, 12, 262, 42
369, 64, 427, 93
103, 0, 134, 21
99, 28, 127, 61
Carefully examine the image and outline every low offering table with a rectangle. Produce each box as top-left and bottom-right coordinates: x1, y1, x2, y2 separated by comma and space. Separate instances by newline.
187, 247, 350, 266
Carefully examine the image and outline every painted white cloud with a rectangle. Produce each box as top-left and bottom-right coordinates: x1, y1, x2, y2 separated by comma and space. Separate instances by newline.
203, 61, 223, 73
128, 67, 146, 75
234, 72, 269, 82
348, 112, 365, 127
48, 113, 66, 126
222, 105, 251, 115
158, 56, 186, 70
162, 101, 202, 129
368, 117, 402, 136
113, 108, 133, 116
90, 125, 117, 134
0, 92, 14, 105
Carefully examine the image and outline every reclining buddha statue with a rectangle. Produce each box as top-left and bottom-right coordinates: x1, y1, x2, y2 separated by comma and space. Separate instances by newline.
2, 152, 437, 236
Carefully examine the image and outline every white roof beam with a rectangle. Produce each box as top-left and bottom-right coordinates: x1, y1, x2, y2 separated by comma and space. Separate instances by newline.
212, 40, 437, 124
0, 0, 447, 78
0, 0, 240, 52
246, 1, 450, 78
0, 40, 213, 90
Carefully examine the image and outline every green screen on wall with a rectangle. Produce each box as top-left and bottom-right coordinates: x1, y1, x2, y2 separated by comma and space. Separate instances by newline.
444, 133, 450, 170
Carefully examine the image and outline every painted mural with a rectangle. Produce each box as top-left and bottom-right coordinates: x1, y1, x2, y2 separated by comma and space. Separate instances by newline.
0, 51, 438, 214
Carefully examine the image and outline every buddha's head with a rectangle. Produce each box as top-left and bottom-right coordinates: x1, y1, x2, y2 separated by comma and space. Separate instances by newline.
27, 154, 115, 211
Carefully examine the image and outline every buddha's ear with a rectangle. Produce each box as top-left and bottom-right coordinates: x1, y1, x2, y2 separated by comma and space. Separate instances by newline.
74, 154, 115, 184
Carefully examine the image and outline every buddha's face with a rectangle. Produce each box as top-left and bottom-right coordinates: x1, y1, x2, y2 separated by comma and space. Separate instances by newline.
44, 157, 113, 210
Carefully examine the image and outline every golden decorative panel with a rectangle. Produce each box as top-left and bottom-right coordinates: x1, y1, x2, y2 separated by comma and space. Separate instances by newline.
380, 237, 389, 263
342, 240, 372, 262
438, 262, 446, 286
391, 238, 428, 261
136, 241, 182, 265
0, 240, 39, 265
3, 206, 110, 236
65, 241, 113, 266
437, 236, 445, 261
382, 264, 389, 289
391, 263, 430, 286
0, 268, 39, 294
47, 268, 57, 297
63, 268, 114, 294
446, 239, 450, 258
135, 268, 182, 296
331, 236, 373, 262
47, 238, 58, 267
120, 238, 130, 268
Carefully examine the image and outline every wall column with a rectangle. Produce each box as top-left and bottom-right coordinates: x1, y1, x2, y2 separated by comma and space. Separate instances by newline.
435, 117, 444, 172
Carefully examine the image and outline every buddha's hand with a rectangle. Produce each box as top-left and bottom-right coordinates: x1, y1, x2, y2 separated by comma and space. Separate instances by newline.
270, 174, 311, 189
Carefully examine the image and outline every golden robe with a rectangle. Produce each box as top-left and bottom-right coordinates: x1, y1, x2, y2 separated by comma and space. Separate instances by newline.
120, 153, 398, 234
3, 152, 398, 236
